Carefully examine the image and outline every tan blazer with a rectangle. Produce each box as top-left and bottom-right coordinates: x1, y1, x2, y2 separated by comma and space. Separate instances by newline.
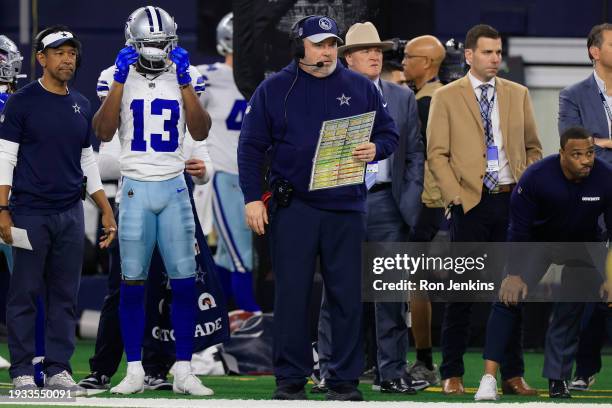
427, 75, 542, 213
416, 80, 445, 208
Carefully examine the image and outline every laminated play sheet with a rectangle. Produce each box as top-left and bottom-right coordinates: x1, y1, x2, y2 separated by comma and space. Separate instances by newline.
309, 111, 376, 191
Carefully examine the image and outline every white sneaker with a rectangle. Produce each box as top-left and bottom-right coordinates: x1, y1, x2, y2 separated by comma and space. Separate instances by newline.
13, 375, 37, 390
173, 373, 214, 396
474, 374, 499, 401
110, 365, 145, 395
47, 371, 87, 396
569, 375, 595, 391
0, 355, 10, 370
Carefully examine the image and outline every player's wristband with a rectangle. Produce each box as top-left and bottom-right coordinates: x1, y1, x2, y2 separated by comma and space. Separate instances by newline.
0, 205, 10, 212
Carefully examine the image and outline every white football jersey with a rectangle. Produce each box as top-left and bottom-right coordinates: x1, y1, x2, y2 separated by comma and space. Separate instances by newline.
97, 64, 206, 181
197, 62, 246, 175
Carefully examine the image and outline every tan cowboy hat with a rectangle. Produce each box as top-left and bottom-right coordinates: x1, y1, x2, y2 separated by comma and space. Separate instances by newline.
338, 22, 394, 57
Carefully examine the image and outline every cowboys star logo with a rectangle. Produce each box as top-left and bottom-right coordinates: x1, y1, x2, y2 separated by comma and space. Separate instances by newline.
336, 94, 351, 106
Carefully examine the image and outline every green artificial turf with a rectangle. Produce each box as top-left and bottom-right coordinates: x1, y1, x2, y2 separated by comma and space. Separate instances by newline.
0, 340, 611, 403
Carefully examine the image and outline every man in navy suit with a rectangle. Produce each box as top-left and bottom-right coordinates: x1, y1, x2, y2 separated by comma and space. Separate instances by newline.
558, 22, 612, 391
316, 21, 424, 394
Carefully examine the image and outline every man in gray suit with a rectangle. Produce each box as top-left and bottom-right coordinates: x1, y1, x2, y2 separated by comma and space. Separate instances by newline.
559, 23, 612, 163
314, 21, 424, 395
557, 22, 612, 391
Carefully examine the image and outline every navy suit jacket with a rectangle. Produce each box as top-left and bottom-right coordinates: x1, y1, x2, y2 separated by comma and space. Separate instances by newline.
558, 73, 612, 163
380, 80, 424, 227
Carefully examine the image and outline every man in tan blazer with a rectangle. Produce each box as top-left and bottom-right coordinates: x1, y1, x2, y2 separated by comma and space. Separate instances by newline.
427, 24, 542, 397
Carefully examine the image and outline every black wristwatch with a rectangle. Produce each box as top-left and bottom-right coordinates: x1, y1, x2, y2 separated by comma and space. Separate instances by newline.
0, 205, 9, 212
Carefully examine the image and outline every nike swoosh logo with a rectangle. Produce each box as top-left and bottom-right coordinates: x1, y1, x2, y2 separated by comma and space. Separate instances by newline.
382, 102, 388, 107
177, 188, 186, 193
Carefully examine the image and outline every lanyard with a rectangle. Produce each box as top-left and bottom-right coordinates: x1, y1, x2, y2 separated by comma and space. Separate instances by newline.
598, 89, 612, 138
478, 86, 496, 135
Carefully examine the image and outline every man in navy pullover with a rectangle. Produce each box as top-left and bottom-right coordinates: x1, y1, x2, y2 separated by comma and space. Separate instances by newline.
475, 126, 612, 400
0, 26, 116, 392
238, 15, 398, 401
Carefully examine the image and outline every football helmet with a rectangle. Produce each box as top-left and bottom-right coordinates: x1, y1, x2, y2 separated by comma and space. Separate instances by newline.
216, 12, 233, 56
0, 35, 24, 85
125, 6, 178, 71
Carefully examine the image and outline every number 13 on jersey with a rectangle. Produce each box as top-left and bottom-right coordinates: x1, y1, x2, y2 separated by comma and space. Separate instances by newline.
130, 98, 180, 152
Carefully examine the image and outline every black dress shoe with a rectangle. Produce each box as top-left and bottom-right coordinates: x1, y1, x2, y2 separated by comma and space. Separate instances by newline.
380, 378, 417, 394
549, 379, 571, 399
326, 387, 364, 401
272, 385, 307, 400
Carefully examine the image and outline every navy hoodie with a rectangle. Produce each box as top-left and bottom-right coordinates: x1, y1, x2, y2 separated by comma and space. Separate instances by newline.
238, 60, 399, 213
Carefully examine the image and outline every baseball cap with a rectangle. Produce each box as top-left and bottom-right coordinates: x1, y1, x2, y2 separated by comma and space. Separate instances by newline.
298, 16, 343, 45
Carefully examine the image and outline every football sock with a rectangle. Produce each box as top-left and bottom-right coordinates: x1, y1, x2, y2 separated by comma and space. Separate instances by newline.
232, 271, 260, 312
119, 283, 145, 362
171, 277, 196, 361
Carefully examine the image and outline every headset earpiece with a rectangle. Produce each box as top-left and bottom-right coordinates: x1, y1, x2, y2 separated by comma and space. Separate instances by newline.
290, 15, 317, 61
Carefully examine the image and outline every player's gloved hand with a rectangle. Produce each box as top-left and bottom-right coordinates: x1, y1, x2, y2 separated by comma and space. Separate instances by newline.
0, 93, 9, 110
113, 46, 139, 84
169, 46, 191, 86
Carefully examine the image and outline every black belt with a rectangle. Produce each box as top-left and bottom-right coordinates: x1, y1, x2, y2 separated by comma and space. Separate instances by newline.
484, 183, 516, 194
370, 182, 392, 193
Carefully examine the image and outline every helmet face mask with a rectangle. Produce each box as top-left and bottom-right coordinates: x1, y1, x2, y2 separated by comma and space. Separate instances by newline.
0, 35, 24, 85
216, 12, 233, 56
125, 6, 178, 72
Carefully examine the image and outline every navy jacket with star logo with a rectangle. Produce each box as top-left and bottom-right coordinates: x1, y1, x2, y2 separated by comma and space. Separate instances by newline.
238, 60, 399, 212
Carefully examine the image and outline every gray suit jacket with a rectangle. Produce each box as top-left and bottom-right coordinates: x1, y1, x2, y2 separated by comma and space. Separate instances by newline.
559, 73, 612, 163
380, 80, 424, 227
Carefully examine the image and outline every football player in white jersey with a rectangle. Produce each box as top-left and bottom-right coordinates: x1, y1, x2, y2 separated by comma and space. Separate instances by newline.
92, 6, 212, 396
197, 13, 260, 314
79, 66, 213, 392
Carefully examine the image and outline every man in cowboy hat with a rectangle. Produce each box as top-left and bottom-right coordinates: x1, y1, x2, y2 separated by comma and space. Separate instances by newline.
316, 21, 425, 395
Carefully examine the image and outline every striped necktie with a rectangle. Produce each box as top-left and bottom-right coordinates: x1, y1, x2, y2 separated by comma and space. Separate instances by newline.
478, 83, 498, 190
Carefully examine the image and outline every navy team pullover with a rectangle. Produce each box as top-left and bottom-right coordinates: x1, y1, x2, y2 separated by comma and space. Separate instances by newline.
0, 81, 92, 215
238, 60, 399, 212
508, 155, 612, 242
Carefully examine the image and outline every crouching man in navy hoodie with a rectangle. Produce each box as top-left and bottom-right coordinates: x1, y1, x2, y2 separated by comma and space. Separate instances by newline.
238, 15, 398, 402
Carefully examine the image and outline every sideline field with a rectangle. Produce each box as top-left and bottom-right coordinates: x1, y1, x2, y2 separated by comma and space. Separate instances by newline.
0, 341, 610, 406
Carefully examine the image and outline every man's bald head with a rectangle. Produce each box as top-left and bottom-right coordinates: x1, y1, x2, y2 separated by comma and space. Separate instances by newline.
406, 35, 446, 66
403, 35, 445, 90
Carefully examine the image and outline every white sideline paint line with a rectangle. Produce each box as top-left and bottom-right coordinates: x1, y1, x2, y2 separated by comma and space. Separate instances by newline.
0, 398, 587, 408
